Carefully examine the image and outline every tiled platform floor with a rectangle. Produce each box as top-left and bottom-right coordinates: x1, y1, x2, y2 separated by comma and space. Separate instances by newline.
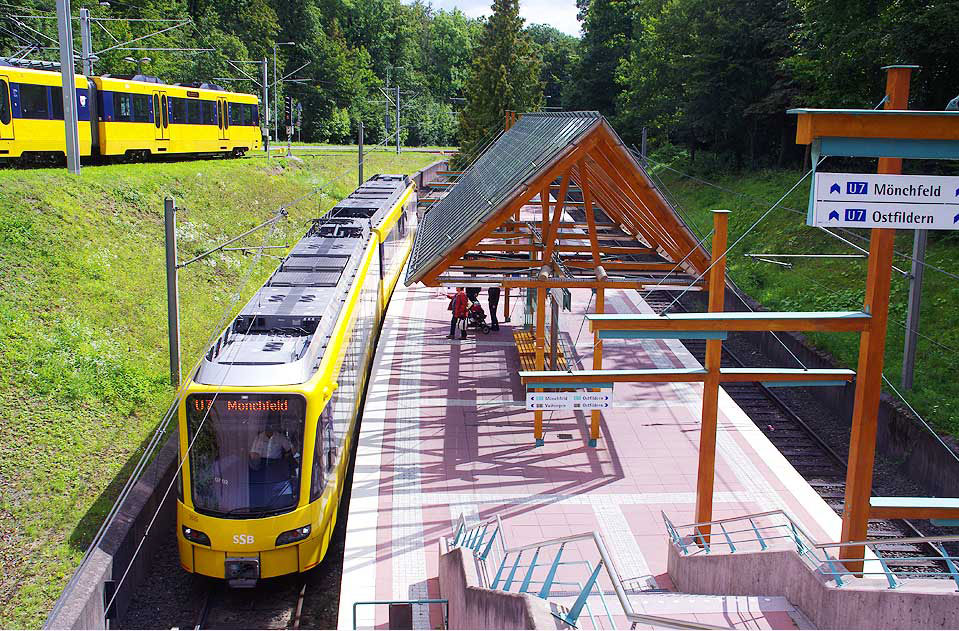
337, 246, 844, 630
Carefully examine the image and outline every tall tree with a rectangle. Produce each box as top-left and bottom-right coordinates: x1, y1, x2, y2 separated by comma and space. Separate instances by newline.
567, 0, 634, 116
527, 24, 579, 111
458, 0, 543, 161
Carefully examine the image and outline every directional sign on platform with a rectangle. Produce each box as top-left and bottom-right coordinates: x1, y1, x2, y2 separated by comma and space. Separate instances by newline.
811, 172, 959, 230
526, 392, 611, 411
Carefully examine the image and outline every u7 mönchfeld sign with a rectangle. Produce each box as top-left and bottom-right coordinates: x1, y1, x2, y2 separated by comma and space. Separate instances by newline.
811, 172, 959, 230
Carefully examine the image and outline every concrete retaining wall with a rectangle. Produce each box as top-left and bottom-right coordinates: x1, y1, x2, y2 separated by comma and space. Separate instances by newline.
412, 158, 449, 191
45, 432, 179, 629
439, 546, 559, 630
685, 284, 959, 499
668, 544, 959, 629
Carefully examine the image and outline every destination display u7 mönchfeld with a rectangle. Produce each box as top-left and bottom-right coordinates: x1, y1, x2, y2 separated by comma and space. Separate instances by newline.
811, 172, 959, 230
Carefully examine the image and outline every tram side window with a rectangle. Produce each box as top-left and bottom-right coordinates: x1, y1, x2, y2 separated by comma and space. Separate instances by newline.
50, 86, 63, 119
153, 94, 160, 128
245, 103, 259, 127
113, 92, 132, 122
0, 80, 9, 124
170, 97, 186, 124
200, 101, 215, 125
186, 99, 201, 125
19, 84, 49, 119
229, 102, 241, 126
131, 94, 151, 123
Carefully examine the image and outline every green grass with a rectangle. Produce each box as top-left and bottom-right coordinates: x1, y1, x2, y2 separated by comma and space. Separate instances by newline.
652, 166, 959, 439
0, 151, 438, 628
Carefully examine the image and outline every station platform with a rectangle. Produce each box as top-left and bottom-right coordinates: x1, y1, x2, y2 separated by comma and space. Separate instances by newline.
336, 273, 843, 629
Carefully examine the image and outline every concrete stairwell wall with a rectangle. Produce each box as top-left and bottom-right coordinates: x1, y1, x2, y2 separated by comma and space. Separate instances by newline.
438, 545, 560, 630
667, 544, 959, 629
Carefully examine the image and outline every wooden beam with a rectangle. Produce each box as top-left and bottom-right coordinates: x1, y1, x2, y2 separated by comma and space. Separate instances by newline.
580, 157, 602, 268
592, 286, 605, 445
542, 172, 571, 263
518, 368, 854, 385
534, 284, 546, 445
841, 65, 912, 574
793, 110, 959, 144
868, 497, 959, 520
471, 244, 657, 255
565, 261, 679, 271
696, 210, 729, 542
588, 311, 871, 333
502, 278, 705, 290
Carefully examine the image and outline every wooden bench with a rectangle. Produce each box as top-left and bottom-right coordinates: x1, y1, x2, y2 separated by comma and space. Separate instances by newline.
514, 329, 567, 373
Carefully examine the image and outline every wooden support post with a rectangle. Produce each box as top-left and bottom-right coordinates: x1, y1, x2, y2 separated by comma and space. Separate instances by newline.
590, 287, 605, 447
534, 283, 547, 446
504, 287, 511, 322
841, 65, 915, 572
694, 210, 730, 542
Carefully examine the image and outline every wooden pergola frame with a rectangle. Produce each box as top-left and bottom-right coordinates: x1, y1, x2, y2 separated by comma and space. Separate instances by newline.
415, 119, 712, 446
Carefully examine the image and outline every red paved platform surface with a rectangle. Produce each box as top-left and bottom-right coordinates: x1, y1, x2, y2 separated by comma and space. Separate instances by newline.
337, 256, 841, 630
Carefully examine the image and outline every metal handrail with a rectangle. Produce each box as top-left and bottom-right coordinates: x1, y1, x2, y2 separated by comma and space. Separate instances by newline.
451, 517, 730, 629
664, 508, 959, 591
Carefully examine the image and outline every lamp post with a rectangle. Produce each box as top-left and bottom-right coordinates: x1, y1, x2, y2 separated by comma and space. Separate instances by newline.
123, 55, 151, 75
273, 42, 294, 142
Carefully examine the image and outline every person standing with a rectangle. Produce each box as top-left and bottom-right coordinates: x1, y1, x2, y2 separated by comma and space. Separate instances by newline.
487, 286, 500, 331
447, 287, 469, 340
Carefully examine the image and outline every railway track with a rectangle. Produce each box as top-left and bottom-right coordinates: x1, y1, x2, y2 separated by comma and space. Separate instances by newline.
641, 289, 948, 576
193, 578, 308, 630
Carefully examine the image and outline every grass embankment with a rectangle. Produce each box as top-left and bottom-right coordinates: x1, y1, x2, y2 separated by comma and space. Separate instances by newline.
652, 166, 959, 439
0, 151, 437, 628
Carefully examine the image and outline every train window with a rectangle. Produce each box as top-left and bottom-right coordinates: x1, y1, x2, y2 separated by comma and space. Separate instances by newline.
0, 80, 9, 124
222, 102, 228, 129
229, 102, 241, 127
50, 86, 63, 119
186, 99, 201, 125
131, 94, 151, 123
251, 104, 259, 126
170, 97, 186, 124
113, 92, 132, 122
19, 84, 49, 119
161, 95, 168, 127
200, 100, 215, 125
309, 405, 334, 501
153, 94, 160, 128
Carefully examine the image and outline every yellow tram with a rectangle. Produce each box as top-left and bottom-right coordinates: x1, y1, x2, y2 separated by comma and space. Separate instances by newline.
0, 65, 260, 161
176, 175, 416, 585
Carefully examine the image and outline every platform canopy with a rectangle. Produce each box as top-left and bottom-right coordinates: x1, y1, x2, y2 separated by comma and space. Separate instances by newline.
405, 111, 711, 288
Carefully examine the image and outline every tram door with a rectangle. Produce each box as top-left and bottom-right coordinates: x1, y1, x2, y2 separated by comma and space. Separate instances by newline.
0, 76, 14, 140
153, 90, 169, 142
217, 97, 229, 141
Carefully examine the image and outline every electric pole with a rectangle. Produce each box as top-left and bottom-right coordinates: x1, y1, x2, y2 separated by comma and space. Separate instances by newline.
56, 0, 81, 174
262, 58, 269, 155
164, 197, 181, 387
396, 84, 400, 154
79, 8, 94, 76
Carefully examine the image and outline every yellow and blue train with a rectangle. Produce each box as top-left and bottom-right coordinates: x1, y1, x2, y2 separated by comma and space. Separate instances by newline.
176, 174, 416, 585
0, 65, 261, 162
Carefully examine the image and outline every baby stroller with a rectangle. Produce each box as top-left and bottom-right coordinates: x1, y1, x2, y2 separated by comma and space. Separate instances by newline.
467, 300, 491, 334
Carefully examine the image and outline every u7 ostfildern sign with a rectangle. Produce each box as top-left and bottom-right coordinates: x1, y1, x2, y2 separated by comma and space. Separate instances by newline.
811, 172, 959, 230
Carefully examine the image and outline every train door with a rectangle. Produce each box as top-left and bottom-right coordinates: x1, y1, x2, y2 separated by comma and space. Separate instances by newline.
0, 75, 13, 140
217, 97, 229, 141
153, 90, 169, 142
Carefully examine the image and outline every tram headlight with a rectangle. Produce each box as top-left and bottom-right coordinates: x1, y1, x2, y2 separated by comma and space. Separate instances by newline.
275, 525, 311, 546
182, 525, 211, 546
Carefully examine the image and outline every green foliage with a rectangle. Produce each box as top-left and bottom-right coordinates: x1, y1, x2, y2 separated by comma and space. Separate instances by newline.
575, 0, 959, 165
458, 0, 545, 162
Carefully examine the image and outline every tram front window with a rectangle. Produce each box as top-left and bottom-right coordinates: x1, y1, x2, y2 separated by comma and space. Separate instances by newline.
186, 394, 305, 517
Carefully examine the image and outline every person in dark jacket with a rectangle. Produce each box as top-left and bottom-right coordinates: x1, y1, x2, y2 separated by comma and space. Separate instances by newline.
487, 286, 500, 331
447, 287, 469, 339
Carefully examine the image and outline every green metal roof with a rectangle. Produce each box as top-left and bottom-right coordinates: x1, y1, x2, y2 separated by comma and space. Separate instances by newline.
405, 111, 603, 285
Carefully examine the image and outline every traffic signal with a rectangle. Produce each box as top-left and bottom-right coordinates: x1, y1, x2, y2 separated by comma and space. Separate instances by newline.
284, 96, 292, 127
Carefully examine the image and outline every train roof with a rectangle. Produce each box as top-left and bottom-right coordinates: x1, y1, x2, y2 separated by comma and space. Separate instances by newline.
193, 174, 412, 388
93, 75, 256, 99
